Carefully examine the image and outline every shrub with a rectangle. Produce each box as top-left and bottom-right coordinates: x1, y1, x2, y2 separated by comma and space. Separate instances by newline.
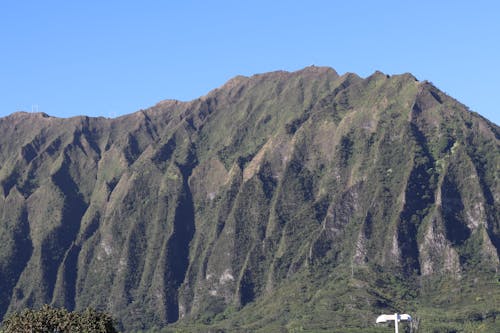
1, 304, 118, 333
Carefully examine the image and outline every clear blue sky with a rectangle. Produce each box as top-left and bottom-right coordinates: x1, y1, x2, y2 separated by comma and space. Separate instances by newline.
1, 1, 498, 124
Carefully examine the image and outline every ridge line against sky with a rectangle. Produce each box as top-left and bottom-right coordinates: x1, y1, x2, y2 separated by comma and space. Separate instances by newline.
0, 1, 498, 125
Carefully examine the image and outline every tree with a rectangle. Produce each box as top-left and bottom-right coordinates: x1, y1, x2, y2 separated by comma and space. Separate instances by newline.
1, 304, 119, 333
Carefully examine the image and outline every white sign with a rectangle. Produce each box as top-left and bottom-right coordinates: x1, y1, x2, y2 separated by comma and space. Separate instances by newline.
376, 313, 412, 333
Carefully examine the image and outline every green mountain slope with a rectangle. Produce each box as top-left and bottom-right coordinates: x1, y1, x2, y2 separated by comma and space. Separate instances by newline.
0, 67, 498, 332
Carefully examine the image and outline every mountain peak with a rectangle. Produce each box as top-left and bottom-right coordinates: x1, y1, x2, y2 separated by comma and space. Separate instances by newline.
297, 65, 339, 75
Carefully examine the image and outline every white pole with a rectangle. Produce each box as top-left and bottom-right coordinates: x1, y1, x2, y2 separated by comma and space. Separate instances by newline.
394, 313, 399, 333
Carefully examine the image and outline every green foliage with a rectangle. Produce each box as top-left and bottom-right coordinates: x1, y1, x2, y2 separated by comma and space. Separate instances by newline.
0, 305, 118, 333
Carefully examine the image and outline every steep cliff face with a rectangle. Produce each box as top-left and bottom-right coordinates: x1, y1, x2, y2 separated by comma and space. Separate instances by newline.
0, 67, 498, 331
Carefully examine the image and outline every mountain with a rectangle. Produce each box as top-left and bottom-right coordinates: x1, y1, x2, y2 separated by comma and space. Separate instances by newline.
0, 66, 498, 332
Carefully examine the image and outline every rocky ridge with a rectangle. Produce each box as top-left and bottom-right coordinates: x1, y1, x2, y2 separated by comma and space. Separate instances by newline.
0, 66, 498, 331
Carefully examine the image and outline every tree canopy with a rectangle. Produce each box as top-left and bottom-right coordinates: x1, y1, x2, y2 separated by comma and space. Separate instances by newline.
0, 305, 118, 333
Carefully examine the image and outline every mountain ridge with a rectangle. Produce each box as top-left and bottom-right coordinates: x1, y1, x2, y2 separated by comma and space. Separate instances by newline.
0, 66, 498, 332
